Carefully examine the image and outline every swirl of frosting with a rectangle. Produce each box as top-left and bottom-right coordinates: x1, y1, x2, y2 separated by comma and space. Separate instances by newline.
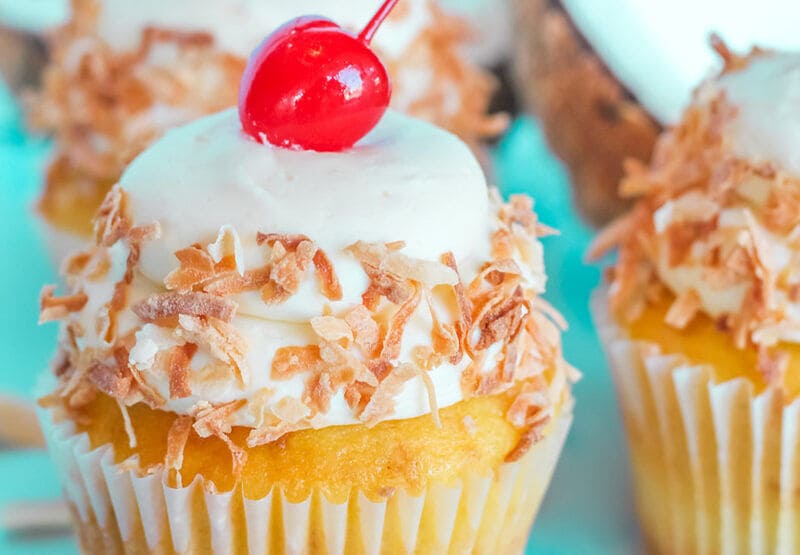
47, 109, 570, 443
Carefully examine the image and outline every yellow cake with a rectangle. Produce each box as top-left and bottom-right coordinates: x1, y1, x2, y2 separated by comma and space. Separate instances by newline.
30, 0, 506, 256
592, 47, 800, 554
39, 106, 575, 554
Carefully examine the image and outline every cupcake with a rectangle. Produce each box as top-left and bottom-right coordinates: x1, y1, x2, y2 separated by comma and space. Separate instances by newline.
591, 48, 800, 553
30, 0, 506, 261
511, 1, 800, 227
37, 10, 575, 553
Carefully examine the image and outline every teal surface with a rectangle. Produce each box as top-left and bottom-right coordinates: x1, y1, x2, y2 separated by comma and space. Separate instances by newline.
0, 81, 641, 553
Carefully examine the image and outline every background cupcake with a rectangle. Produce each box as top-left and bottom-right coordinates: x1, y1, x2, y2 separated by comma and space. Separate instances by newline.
591, 47, 800, 553
28, 0, 506, 261
39, 106, 576, 553
511, 0, 800, 227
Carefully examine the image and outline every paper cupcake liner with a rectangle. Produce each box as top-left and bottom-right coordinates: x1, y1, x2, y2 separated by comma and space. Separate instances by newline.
592, 290, 800, 555
39, 402, 572, 554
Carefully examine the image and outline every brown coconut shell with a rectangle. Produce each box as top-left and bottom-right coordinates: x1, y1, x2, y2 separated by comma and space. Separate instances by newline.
511, 0, 661, 226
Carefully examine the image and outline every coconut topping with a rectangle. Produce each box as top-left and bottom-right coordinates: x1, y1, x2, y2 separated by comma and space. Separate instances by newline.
41, 110, 574, 473
591, 47, 800, 383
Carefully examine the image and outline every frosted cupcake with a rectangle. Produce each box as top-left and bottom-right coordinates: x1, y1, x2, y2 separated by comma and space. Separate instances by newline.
591, 48, 800, 553
30, 0, 506, 260
37, 9, 575, 553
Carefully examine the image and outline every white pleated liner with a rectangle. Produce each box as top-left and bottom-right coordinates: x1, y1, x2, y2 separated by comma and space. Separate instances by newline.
38, 403, 572, 555
593, 291, 800, 555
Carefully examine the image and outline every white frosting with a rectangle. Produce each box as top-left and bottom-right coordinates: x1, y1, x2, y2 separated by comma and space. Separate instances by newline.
70, 109, 527, 429
561, 0, 800, 123
123, 109, 490, 321
715, 54, 800, 177
95, 0, 431, 59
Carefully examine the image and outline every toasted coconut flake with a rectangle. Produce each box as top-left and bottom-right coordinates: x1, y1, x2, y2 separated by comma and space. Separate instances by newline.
164, 245, 216, 292
271, 345, 323, 380
167, 343, 197, 399
272, 396, 311, 424
105, 240, 141, 340
347, 241, 457, 286
39, 285, 88, 323
207, 225, 244, 276
132, 292, 237, 323
310, 316, 353, 343
256, 232, 305, 249
344, 305, 380, 355
416, 366, 440, 428
665, 289, 702, 329
117, 400, 138, 449
319, 341, 379, 387
193, 400, 247, 476
61, 247, 112, 281
257, 233, 342, 300
359, 363, 418, 426
165, 416, 193, 475
506, 379, 549, 429
460, 350, 486, 398
504, 413, 550, 463
304, 372, 334, 414
441, 252, 472, 355
665, 220, 717, 266
424, 290, 460, 364
472, 286, 528, 351
378, 283, 421, 362
176, 315, 248, 386
499, 195, 538, 232
88, 359, 133, 400
127, 363, 167, 407
127, 222, 162, 243
344, 381, 374, 415
94, 185, 131, 247
312, 249, 343, 300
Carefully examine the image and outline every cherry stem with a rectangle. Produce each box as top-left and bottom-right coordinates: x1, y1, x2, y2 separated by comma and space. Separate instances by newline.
358, 0, 401, 44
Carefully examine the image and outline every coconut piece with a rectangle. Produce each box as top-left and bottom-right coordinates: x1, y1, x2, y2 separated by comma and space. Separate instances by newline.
176, 315, 248, 386
165, 416, 193, 475
132, 292, 237, 323
664, 289, 701, 330
193, 400, 247, 477
93, 185, 130, 247
166, 343, 197, 399
38, 286, 88, 323
271, 346, 323, 380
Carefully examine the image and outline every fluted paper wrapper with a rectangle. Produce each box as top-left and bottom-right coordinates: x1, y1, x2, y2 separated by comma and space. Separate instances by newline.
39, 403, 571, 554
592, 290, 800, 555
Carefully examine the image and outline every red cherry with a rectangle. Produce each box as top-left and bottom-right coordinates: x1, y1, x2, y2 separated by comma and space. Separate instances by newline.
238, 0, 400, 152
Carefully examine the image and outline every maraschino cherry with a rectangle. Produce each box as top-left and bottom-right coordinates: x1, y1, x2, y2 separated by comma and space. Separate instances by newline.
239, 0, 399, 152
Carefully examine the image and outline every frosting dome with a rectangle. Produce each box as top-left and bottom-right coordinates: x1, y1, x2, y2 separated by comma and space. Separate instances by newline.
124, 109, 490, 322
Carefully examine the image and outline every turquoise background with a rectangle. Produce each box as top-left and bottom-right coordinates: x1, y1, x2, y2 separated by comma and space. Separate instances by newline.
0, 79, 642, 553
